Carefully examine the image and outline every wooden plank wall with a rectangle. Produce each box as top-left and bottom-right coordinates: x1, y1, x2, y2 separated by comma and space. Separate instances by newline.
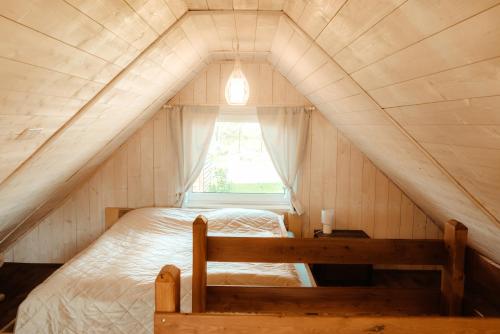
3, 62, 439, 263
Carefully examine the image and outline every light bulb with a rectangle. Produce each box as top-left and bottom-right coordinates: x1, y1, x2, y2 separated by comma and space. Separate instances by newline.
225, 61, 249, 105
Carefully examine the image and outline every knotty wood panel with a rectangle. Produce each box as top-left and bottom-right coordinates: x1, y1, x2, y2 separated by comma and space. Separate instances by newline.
4, 61, 438, 263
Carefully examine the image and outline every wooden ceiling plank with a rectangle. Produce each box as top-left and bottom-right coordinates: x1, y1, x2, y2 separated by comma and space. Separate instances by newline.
352, 4, 500, 91
370, 57, 500, 108
233, 0, 258, 10
124, 0, 177, 35
258, 0, 285, 11
275, 29, 312, 75
286, 44, 329, 86
296, 61, 345, 96
0, 90, 86, 117
212, 11, 236, 52
387, 96, 500, 126
0, 0, 140, 67
269, 14, 294, 66
235, 11, 257, 52
184, 0, 209, 10
0, 16, 121, 83
335, 0, 500, 74
294, 0, 347, 39
254, 12, 280, 52
316, 0, 405, 56
163, 0, 188, 18
181, 15, 210, 56
283, 0, 307, 22
207, 0, 232, 10
64, 0, 159, 50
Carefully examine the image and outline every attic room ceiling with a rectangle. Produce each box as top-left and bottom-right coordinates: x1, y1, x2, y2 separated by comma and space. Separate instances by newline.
0, 0, 499, 262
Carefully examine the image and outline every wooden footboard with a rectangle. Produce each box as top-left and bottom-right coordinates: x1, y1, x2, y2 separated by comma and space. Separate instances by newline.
153, 216, 500, 333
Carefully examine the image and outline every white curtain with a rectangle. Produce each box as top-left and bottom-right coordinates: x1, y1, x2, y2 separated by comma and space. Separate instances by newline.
257, 106, 310, 215
168, 105, 219, 207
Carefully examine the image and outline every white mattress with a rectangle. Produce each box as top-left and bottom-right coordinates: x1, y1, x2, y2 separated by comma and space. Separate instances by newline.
15, 208, 311, 333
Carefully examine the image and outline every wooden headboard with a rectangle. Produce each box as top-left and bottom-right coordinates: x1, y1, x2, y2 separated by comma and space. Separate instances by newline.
283, 212, 303, 238
104, 207, 134, 230
105, 207, 303, 237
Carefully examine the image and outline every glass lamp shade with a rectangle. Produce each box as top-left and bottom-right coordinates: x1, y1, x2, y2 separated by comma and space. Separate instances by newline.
225, 61, 249, 105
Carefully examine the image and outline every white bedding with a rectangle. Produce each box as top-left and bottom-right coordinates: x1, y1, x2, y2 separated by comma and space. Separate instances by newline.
15, 208, 311, 333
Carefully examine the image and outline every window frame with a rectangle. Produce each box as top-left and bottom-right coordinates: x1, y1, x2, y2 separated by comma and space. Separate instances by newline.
185, 106, 289, 210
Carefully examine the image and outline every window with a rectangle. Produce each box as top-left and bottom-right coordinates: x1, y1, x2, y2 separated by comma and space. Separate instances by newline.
187, 107, 288, 209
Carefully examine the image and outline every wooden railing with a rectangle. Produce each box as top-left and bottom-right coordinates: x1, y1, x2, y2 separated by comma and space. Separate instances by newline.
152, 217, 496, 334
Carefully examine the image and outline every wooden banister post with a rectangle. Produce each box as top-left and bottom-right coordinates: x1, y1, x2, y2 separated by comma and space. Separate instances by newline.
155, 265, 181, 313
192, 215, 208, 313
441, 219, 467, 315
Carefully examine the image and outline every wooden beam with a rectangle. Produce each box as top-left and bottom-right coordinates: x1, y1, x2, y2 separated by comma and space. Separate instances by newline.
206, 286, 440, 315
284, 212, 303, 238
155, 265, 180, 313
154, 314, 500, 334
192, 215, 208, 313
441, 220, 468, 316
207, 237, 447, 265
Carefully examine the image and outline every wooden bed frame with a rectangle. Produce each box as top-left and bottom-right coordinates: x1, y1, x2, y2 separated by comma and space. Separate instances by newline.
105, 207, 304, 236
105, 208, 499, 332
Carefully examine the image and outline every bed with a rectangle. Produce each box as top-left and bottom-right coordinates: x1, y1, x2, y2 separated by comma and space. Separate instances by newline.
14, 208, 314, 334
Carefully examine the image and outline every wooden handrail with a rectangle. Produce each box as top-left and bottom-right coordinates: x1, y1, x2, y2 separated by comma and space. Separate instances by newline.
206, 286, 441, 315
206, 237, 447, 265
154, 314, 500, 334
176, 217, 469, 322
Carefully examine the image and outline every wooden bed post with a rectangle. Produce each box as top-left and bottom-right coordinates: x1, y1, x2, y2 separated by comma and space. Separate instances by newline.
441, 219, 467, 316
284, 212, 303, 238
192, 215, 208, 313
155, 265, 180, 313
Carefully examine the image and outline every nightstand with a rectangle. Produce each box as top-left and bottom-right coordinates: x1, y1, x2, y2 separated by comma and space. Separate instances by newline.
310, 229, 373, 286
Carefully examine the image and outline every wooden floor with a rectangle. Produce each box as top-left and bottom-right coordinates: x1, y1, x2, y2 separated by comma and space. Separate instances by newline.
0, 263, 61, 332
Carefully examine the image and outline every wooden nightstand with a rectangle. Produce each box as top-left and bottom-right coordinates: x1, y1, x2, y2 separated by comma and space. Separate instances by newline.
310, 229, 373, 286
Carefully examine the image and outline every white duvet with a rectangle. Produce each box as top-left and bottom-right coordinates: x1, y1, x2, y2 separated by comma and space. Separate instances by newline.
15, 208, 309, 333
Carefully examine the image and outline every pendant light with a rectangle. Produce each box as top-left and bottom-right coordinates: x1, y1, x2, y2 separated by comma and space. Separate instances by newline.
225, 38, 249, 105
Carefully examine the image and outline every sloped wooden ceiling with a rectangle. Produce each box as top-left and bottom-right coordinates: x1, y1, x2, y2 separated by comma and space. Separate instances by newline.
0, 0, 499, 262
